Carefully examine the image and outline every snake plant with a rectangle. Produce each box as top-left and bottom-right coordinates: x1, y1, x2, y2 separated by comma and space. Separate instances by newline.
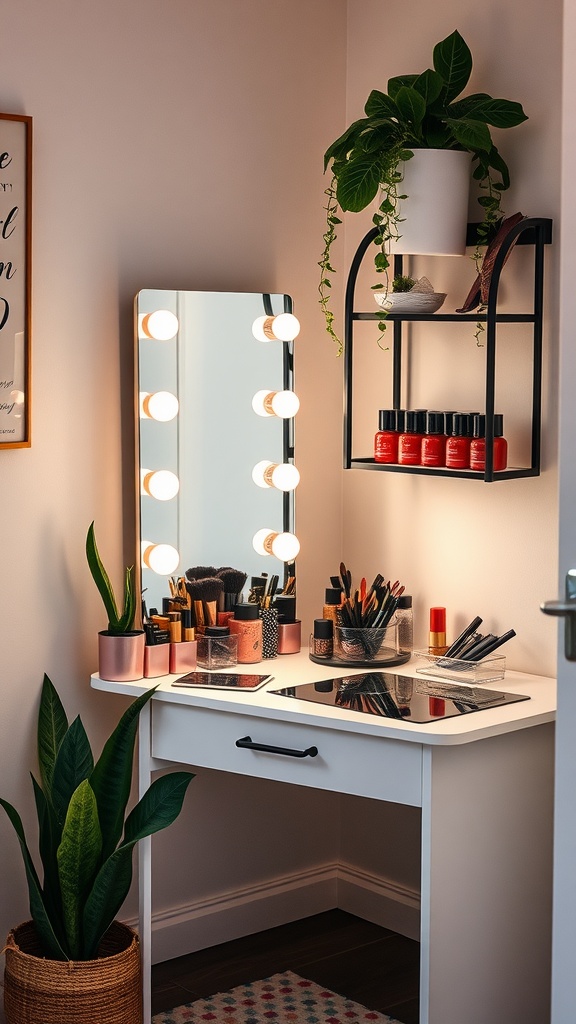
86, 521, 136, 634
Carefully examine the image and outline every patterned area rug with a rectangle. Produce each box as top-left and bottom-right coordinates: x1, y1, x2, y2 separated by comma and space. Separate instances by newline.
152, 970, 402, 1024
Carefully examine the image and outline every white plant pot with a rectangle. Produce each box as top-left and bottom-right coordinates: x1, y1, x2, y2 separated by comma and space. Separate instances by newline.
390, 149, 471, 256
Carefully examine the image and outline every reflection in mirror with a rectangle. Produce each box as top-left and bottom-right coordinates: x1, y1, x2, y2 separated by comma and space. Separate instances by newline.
136, 290, 297, 613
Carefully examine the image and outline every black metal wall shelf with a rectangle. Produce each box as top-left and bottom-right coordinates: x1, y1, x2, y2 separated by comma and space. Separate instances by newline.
343, 216, 553, 482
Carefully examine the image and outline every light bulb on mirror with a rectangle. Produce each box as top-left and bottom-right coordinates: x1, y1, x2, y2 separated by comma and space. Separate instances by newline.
252, 460, 300, 491
252, 529, 300, 561
139, 309, 179, 341
141, 542, 180, 575
251, 313, 301, 343
141, 469, 180, 501
140, 391, 179, 422
251, 389, 300, 418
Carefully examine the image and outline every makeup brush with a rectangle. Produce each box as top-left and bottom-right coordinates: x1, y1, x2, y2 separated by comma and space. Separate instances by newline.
217, 567, 248, 611
185, 566, 218, 581
196, 576, 224, 626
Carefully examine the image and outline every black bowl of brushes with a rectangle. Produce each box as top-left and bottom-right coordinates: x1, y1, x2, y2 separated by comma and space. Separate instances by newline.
309, 564, 412, 669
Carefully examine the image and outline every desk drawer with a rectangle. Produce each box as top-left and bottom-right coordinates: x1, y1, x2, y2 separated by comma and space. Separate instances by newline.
152, 703, 422, 807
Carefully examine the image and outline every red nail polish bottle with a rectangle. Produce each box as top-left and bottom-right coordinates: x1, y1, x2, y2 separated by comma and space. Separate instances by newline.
374, 409, 399, 463
421, 411, 446, 467
470, 414, 508, 472
445, 413, 471, 469
398, 410, 426, 465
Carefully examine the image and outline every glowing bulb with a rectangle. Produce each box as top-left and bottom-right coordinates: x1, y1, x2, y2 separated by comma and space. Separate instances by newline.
140, 309, 179, 341
252, 316, 273, 343
252, 461, 300, 491
142, 542, 180, 575
251, 390, 299, 418
271, 313, 300, 341
252, 529, 300, 561
141, 469, 180, 501
141, 391, 179, 422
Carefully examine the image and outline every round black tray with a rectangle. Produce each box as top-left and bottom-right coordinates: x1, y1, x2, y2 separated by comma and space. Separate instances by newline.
308, 651, 412, 669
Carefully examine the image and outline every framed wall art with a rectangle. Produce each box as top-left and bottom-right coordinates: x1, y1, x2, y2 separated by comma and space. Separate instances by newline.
0, 113, 32, 448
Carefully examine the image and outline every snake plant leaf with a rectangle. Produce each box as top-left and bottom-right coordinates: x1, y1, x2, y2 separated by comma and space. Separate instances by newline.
57, 779, 102, 960
82, 771, 194, 957
31, 774, 63, 929
37, 673, 68, 798
446, 117, 492, 153
0, 796, 68, 961
89, 686, 158, 861
433, 30, 473, 104
51, 716, 94, 827
86, 521, 121, 629
336, 156, 383, 213
364, 89, 398, 119
116, 566, 136, 633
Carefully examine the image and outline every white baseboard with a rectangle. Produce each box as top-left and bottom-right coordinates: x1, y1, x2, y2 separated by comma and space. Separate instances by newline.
126, 862, 420, 963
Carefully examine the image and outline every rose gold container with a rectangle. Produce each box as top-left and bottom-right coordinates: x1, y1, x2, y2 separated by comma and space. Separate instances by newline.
277, 620, 301, 654
144, 643, 170, 678
98, 631, 145, 682
169, 640, 197, 674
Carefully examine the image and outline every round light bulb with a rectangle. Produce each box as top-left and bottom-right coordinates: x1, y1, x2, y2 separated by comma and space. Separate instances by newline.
252, 460, 274, 488
252, 528, 274, 556
252, 316, 272, 343
271, 532, 300, 561
272, 313, 301, 341
269, 463, 300, 491
140, 309, 179, 341
142, 542, 180, 575
252, 390, 274, 417
141, 391, 179, 422
142, 469, 180, 501
270, 390, 300, 418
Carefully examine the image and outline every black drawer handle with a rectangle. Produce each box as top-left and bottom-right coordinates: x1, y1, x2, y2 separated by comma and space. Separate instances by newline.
235, 735, 318, 758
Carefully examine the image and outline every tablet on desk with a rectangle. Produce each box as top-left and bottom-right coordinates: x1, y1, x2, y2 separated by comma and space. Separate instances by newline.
171, 672, 274, 691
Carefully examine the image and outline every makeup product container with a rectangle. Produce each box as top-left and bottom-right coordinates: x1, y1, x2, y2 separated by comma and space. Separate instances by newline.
169, 638, 198, 674
144, 643, 170, 678
445, 413, 472, 469
229, 603, 263, 663
396, 594, 413, 656
196, 626, 238, 670
312, 618, 334, 659
421, 411, 446, 467
323, 587, 342, 625
260, 606, 279, 659
429, 606, 448, 655
398, 410, 426, 465
274, 595, 301, 655
374, 409, 399, 463
470, 413, 508, 472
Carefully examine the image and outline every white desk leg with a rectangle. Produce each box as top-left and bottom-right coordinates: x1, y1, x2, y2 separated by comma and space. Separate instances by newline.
419, 723, 554, 1024
138, 702, 153, 1024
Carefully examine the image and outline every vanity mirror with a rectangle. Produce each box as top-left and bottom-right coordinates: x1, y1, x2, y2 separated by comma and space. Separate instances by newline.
136, 289, 297, 614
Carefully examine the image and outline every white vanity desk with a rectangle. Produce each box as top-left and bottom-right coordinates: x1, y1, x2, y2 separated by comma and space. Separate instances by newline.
91, 652, 556, 1024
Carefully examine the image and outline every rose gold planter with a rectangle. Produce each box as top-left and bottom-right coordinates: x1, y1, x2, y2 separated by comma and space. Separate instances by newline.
98, 631, 145, 681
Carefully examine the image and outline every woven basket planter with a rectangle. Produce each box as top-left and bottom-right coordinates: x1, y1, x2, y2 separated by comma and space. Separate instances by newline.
3, 920, 142, 1024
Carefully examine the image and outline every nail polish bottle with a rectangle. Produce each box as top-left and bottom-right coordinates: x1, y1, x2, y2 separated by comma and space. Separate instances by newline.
470, 414, 508, 472
398, 410, 426, 465
421, 411, 446, 467
374, 409, 399, 463
229, 603, 263, 664
312, 619, 334, 659
445, 413, 471, 469
323, 587, 342, 627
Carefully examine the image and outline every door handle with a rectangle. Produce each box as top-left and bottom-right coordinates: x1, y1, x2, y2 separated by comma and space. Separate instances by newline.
541, 569, 576, 660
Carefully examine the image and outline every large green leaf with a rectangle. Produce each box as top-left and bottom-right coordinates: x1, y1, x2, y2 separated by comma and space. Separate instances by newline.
450, 95, 527, 129
89, 686, 157, 861
364, 89, 398, 119
57, 780, 102, 959
0, 796, 67, 960
51, 716, 94, 826
394, 86, 426, 132
387, 74, 417, 99
37, 673, 68, 798
335, 157, 383, 213
86, 521, 121, 629
446, 117, 492, 153
31, 774, 63, 934
323, 117, 371, 172
413, 69, 444, 107
82, 772, 194, 957
433, 30, 472, 104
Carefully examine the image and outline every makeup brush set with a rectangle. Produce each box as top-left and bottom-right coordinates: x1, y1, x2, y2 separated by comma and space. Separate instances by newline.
178, 565, 248, 630
332, 561, 406, 661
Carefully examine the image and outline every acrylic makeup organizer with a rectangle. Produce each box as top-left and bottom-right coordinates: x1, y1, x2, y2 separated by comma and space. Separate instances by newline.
343, 218, 553, 481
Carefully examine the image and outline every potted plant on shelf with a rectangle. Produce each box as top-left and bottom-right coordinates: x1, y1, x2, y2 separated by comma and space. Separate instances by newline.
0, 675, 194, 1024
86, 521, 144, 681
319, 29, 528, 352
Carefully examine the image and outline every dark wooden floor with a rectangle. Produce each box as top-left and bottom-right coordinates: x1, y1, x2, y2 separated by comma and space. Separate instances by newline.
151, 909, 420, 1024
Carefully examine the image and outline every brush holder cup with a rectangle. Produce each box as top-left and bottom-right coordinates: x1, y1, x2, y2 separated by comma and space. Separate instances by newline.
309, 620, 411, 669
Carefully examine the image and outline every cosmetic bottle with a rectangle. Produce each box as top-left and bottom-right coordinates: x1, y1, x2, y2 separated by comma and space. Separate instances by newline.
274, 595, 301, 655
470, 413, 508, 472
396, 595, 413, 656
260, 605, 279, 659
197, 625, 238, 670
323, 587, 342, 626
167, 611, 182, 644
429, 606, 448, 655
398, 410, 426, 465
445, 413, 471, 469
229, 602, 263, 663
374, 409, 399, 464
181, 609, 195, 642
312, 618, 334, 659
421, 411, 446, 467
